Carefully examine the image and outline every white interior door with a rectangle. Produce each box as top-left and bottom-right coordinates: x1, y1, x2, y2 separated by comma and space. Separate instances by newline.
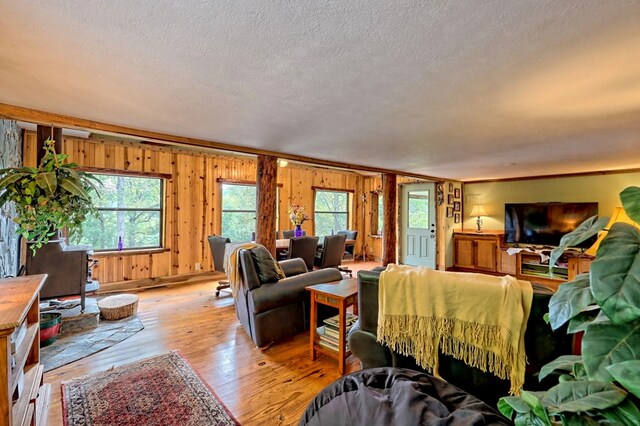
401, 183, 437, 268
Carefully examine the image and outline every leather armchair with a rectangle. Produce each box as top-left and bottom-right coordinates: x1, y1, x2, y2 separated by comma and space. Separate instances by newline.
314, 234, 347, 269
286, 236, 320, 271
348, 269, 574, 405
336, 230, 358, 260
235, 249, 342, 347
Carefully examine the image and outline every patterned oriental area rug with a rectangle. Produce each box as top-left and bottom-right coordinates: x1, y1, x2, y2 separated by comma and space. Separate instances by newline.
62, 351, 240, 426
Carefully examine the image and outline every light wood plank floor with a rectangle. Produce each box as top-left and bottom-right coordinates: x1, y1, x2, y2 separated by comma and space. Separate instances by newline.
44, 261, 381, 425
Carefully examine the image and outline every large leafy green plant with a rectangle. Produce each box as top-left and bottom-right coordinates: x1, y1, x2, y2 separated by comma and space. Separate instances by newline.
499, 186, 640, 425
0, 138, 99, 253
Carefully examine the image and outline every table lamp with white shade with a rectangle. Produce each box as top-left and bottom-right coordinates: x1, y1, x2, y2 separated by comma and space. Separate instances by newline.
469, 205, 488, 233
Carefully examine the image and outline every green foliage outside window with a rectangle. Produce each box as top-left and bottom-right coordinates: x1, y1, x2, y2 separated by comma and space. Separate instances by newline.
72, 174, 162, 250
315, 190, 348, 238
408, 192, 429, 229
221, 184, 256, 242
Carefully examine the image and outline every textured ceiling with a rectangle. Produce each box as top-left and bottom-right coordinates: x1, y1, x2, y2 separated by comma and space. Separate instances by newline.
1, 0, 639, 180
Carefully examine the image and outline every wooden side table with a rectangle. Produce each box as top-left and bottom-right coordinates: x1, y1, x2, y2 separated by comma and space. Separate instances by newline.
306, 279, 358, 375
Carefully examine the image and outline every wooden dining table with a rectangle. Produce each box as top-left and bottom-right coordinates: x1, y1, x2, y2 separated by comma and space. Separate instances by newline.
274, 238, 355, 254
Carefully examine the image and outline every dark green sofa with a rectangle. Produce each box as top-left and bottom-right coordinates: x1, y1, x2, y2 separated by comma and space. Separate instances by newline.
347, 268, 574, 406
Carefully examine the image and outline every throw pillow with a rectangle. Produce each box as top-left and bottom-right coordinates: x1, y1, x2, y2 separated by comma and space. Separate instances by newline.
250, 246, 286, 284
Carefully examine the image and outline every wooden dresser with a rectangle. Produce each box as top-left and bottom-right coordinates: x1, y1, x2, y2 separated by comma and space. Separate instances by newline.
0, 274, 50, 426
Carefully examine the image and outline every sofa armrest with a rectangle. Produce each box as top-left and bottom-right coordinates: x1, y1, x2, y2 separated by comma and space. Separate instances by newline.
356, 270, 383, 334
348, 321, 392, 369
249, 268, 343, 314
279, 258, 308, 277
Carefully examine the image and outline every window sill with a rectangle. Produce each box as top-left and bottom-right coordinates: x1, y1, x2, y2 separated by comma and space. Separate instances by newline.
93, 248, 169, 256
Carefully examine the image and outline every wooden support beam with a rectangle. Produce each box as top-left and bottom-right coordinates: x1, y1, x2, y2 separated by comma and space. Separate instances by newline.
256, 155, 278, 256
382, 173, 397, 266
36, 125, 62, 164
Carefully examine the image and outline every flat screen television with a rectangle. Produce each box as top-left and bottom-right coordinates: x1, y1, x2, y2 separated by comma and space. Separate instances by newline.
505, 202, 598, 248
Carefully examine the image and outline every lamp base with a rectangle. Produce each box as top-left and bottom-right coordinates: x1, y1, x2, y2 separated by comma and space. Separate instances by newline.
475, 216, 483, 233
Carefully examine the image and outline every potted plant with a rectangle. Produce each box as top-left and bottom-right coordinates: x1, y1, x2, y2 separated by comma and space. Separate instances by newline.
0, 138, 99, 253
499, 186, 640, 425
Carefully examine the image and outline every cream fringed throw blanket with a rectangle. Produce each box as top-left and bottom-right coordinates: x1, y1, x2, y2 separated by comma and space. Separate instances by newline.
223, 242, 258, 296
377, 264, 533, 395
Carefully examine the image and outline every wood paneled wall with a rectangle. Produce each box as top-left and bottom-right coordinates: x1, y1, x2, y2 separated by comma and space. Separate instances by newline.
23, 133, 368, 286
277, 166, 364, 237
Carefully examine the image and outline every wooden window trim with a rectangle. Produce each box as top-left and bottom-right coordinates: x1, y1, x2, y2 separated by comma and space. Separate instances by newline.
82, 173, 166, 251
217, 178, 283, 188
311, 186, 355, 193
94, 247, 170, 256
78, 166, 171, 180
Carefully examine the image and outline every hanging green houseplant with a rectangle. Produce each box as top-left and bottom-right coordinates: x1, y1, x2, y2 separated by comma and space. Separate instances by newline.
498, 186, 640, 425
0, 138, 99, 253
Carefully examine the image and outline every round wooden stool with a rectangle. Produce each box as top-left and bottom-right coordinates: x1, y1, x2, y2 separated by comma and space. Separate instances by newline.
98, 294, 139, 320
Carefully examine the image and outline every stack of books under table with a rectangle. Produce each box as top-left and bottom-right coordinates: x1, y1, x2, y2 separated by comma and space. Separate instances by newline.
317, 313, 358, 352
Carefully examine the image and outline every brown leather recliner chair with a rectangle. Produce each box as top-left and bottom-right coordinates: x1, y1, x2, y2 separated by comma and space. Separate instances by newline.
234, 249, 342, 347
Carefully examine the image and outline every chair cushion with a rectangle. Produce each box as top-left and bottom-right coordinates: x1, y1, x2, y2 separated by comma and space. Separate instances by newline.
300, 367, 509, 425
250, 246, 286, 284
278, 258, 308, 277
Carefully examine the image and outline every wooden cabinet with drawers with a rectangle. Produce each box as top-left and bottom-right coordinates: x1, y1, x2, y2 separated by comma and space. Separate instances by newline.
453, 232, 500, 272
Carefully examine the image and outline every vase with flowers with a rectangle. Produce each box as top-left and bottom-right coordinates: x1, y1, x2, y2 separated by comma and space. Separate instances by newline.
288, 204, 309, 237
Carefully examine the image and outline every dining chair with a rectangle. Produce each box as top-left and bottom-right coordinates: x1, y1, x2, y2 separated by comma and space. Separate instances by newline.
336, 230, 358, 260
282, 229, 306, 239
208, 235, 231, 296
314, 234, 351, 276
286, 236, 320, 271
